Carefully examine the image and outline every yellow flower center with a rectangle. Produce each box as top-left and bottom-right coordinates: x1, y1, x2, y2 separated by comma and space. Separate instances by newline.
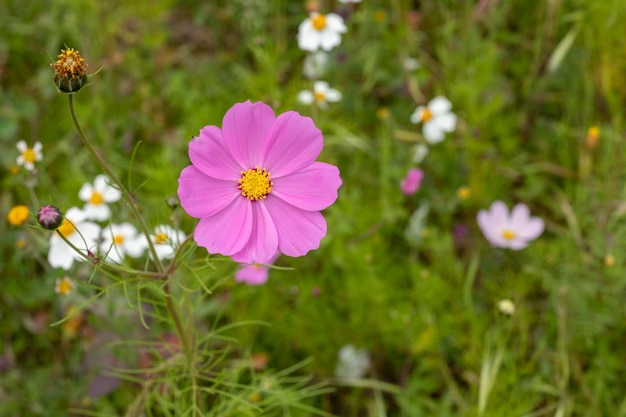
7, 205, 30, 226
113, 234, 124, 245
311, 13, 327, 31
154, 232, 168, 244
238, 167, 273, 201
456, 186, 471, 200
420, 108, 433, 122
89, 191, 104, 205
314, 91, 326, 102
57, 219, 76, 237
501, 229, 516, 241
22, 148, 37, 163
51, 48, 88, 78
56, 278, 73, 295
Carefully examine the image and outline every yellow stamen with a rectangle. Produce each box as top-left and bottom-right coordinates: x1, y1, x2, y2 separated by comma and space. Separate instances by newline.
113, 234, 124, 245
50, 48, 87, 78
311, 13, 327, 31
89, 191, 104, 205
154, 232, 168, 244
22, 148, 37, 163
238, 167, 273, 201
7, 205, 30, 226
314, 91, 326, 101
56, 278, 74, 295
501, 229, 516, 241
57, 219, 76, 237
420, 108, 433, 122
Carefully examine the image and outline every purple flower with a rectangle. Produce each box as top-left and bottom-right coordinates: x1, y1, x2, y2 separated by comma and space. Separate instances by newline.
178, 101, 342, 264
401, 168, 423, 195
477, 201, 544, 250
235, 253, 279, 286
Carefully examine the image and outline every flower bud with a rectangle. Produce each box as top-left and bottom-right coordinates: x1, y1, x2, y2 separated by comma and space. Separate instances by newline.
37, 205, 63, 230
166, 195, 180, 209
50, 48, 88, 93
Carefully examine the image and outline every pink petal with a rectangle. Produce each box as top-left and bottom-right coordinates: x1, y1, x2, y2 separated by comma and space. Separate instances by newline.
261, 111, 323, 178
401, 168, 423, 195
178, 165, 239, 218
235, 264, 270, 285
189, 126, 242, 180
509, 203, 531, 229
517, 218, 544, 241
193, 197, 253, 256
477, 210, 505, 247
271, 162, 341, 211
265, 196, 327, 257
230, 202, 278, 264
221, 101, 276, 168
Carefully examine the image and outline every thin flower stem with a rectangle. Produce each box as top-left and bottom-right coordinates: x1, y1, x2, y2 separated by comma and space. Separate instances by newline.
67, 94, 195, 411
54, 230, 162, 279
67, 94, 165, 273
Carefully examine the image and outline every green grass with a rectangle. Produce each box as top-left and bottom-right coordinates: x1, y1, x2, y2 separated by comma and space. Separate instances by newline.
2, 0, 626, 415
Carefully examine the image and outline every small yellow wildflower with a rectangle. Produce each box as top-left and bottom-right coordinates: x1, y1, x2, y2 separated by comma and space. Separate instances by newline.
55, 277, 74, 295
7, 205, 30, 226
586, 126, 599, 150
16, 238, 27, 249
604, 254, 615, 267
456, 186, 471, 200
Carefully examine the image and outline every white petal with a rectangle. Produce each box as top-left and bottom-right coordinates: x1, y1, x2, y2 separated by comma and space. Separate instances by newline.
297, 90, 314, 105
428, 96, 452, 115
16, 141, 27, 152
78, 184, 94, 202
325, 89, 342, 102
410, 106, 426, 124
422, 122, 445, 144
434, 113, 457, 133
325, 14, 347, 32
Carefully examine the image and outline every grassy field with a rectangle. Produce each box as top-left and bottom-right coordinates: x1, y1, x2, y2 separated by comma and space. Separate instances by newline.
2, 0, 626, 415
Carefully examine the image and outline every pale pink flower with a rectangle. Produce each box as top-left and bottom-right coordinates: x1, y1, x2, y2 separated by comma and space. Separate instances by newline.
178, 101, 342, 264
401, 168, 423, 195
477, 201, 544, 250
235, 253, 280, 286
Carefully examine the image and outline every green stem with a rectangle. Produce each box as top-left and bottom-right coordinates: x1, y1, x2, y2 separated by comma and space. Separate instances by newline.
55, 230, 162, 279
68, 94, 164, 273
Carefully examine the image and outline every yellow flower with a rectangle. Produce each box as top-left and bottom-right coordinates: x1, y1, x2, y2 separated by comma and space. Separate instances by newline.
7, 205, 30, 226
586, 126, 599, 150
55, 277, 74, 295
456, 186, 471, 200
604, 254, 615, 267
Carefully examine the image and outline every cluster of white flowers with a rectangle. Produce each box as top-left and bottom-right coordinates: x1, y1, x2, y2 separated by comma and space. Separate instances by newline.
47, 175, 185, 271
296, 6, 350, 110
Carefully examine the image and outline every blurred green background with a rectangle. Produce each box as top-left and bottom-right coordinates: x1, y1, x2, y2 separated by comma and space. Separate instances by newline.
2, 0, 626, 415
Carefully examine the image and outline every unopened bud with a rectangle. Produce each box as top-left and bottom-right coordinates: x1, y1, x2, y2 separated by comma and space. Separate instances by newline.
50, 47, 88, 93
166, 195, 180, 209
585, 126, 599, 150
37, 205, 63, 230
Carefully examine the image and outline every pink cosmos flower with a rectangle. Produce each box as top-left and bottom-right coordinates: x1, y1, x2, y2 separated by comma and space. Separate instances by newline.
401, 168, 423, 195
178, 101, 342, 264
477, 201, 544, 250
235, 253, 280, 286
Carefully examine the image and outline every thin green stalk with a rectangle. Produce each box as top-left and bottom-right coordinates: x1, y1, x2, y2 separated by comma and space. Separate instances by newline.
55, 229, 161, 279
67, 94, 164, 273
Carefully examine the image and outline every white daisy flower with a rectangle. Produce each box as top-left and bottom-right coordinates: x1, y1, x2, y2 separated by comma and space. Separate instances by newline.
48, 207, 101, 270
149, 224, 186, 260
411, 144, 429, 163
78, 175, 122, 221
335, 345, 371, 379
498, 299, 516, 316
410, 96, 457, 144
16, 140, 43, 171
297, 81, 342, 109
100, 222, 148, 263
297, 12, 347, 52
303, 51, 330, 80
